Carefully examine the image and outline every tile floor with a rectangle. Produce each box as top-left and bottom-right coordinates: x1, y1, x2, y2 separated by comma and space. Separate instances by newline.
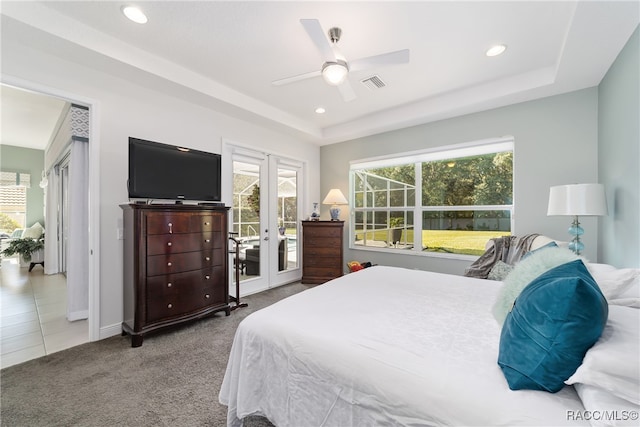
0, 257, 88, 369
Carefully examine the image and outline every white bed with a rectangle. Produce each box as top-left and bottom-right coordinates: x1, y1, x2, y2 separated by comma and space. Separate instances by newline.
219, 266, 595, 426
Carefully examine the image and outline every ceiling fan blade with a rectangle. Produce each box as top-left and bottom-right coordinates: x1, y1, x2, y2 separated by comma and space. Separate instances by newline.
337, 80, 356, 102
300, 19, 336, 62
272, 70, 321, 86
349, 49, 410, 72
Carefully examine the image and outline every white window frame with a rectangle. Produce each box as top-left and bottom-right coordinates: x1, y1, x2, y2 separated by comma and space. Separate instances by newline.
349, 137, 514, 259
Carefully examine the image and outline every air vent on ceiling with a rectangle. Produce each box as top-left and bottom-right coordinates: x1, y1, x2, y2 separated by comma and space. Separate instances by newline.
360, 75, 386, 90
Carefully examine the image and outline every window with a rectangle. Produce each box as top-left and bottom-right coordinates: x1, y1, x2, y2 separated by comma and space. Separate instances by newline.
0, 171, 30, 232
350, 138, 513, 257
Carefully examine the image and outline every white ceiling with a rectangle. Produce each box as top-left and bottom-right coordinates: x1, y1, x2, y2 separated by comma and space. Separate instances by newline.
1, 1, 638, 147
0, 85, 68, 150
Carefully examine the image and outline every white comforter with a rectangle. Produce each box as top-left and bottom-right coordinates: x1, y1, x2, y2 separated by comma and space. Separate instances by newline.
219, 266, 588, 426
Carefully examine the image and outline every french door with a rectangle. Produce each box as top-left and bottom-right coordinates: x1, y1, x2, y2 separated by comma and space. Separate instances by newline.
225, 144, 303, 296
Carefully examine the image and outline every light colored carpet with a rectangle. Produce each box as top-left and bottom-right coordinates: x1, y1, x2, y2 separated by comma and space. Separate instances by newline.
1, 282, 313, 426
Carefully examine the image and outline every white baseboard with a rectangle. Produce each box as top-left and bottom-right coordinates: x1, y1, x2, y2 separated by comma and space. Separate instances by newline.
67, 310, 89, 321
99, 323, 122, 340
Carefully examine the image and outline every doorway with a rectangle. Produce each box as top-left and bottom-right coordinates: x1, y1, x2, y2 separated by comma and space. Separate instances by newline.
226, 144, 303, 296
1, 78, 100, 343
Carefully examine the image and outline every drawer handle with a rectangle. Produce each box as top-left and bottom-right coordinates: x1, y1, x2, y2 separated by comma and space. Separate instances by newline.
167, 303, 173, 309
167, 262, 172, 267
167, 282, 172, 288
205, 257, 210, 261
167, 242, 172, 247
204, 222, 210, 226
205, 239, 210, 243
168, 222, 173, 234
205, 294, 210, 299
205, 275, 210, 280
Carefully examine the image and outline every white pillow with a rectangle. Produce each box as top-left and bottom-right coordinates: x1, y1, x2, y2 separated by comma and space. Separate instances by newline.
587, 264, 640, 302
574, 383, 640, 427
608, 276, 640, 308
565, 305, 640, 405
21, 222, 44, 239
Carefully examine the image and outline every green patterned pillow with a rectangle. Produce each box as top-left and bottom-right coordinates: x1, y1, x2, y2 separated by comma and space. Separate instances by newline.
488, 261, 513, 281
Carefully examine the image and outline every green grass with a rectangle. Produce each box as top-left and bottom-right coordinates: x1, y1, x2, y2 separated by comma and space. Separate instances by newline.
355, 229, 510, 256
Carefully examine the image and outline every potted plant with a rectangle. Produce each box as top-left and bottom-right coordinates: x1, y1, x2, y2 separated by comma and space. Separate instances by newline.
389, 217, 404, 244
1, 234, 45, 266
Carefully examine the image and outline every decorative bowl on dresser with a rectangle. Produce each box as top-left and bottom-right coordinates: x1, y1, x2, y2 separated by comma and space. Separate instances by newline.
301, 220, 344, 284
120, 203, 230, 347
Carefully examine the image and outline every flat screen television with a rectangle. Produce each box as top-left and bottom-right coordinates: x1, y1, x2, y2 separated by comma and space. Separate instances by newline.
128, 137, 222, 202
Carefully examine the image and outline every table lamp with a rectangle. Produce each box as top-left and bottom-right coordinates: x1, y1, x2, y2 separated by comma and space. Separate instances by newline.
322, 188, 348, 221
547, 183, 607, 255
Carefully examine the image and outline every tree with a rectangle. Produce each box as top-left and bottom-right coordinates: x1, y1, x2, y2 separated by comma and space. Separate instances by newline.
0, 213, 21, 233
247, 184, 260, 214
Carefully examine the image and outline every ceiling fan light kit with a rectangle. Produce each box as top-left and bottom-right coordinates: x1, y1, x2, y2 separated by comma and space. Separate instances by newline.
322, 60, 349, 85
272, 19, 410, 102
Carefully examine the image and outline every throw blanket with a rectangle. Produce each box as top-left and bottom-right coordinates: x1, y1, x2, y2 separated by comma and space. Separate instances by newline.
464, 233, 540, 279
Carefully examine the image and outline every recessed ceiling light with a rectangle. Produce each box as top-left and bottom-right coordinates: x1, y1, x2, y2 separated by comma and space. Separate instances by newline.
122, 6, 148, 24
486, 44, 507, 57
315, 107, 326, 114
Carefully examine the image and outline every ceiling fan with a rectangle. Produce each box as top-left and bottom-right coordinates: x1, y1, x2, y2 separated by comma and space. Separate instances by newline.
272, 19, 410, 102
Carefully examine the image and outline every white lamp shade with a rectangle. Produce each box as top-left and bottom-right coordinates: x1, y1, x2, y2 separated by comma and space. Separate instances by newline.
547, 183, 608, 216
322, 62, 348, 86
323, 188, 348, 205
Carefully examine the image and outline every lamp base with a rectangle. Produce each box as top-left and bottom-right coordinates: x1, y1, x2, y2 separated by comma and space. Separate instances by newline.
568, 215, 585, 255
329, 207, 341, 221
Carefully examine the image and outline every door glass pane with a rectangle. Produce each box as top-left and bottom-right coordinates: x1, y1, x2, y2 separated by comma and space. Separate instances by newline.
277, 168, 297, 270
232, 161, 261, 279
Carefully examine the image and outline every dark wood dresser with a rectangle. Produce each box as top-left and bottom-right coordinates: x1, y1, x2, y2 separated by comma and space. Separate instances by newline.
301, 220, 344, 284
121, 203, 230, 347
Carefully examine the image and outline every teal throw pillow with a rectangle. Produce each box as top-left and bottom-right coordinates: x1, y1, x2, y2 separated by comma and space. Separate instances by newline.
492, 246, 580, 324
497, 259, 608, 393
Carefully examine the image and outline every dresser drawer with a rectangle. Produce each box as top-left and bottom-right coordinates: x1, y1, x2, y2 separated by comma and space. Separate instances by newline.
146, 267, 225, 323
190, 215, 223, 233
303, 242, 341, 256
303, 266, 342, 278
303, 226, 343, 238
146, 290, 218, 323
303, 255, 340, 267
146, 268, 218, 297
147, 232, 215, 256
146, 250, 223, 276
202, 278, 227, 306
146, 213, 192, 235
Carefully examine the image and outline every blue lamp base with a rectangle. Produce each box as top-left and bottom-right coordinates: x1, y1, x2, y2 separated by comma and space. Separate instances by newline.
568, 215, 585, 255
329, 207, 341, 221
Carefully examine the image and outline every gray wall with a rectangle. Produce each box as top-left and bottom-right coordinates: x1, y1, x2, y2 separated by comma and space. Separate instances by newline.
598, 26, 639, 268
0, 144, 45, 228
321, 88, 600, 275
